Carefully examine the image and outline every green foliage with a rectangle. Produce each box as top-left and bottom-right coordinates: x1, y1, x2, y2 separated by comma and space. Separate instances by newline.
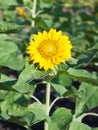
0, 21, 22, 33
75, 83, 98, 117
0, 0, 98, 130
49, 108, 72, 130
69, 121, 92, 130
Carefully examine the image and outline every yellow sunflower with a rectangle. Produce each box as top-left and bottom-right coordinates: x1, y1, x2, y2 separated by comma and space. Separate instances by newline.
26, 28, 72, 71
16, 7, 28, 18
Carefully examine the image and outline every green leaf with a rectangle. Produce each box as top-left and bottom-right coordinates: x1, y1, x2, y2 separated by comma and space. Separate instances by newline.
51, 83, 67, 96
4, 10, 17, 21
6, 103, 29, 117
0, 91, 22, 104
51, 64, 72, 96
77, 52, 96, 67
0, 41, 18, 54
0, 34, 21, 42
62, 68, 98, 86
0, 41, 24, 70
0, 74, 35, 93
36, 18, 49, 31
75, 83, 98, 117
8, 117, 28, 129
16, 63, 46, 85
0, 82, 17, 92
93, 128, 98, 130
0, 74, 16, 82
12, 63, 47, 93
0, 74, 18, 92
49, 107, 72, 130
1, 102, 34, 128
28, 102, 48, 124
0, 21, 22, 33
0, 0, 19, 6
13, 83, 36, 93
69, 121, 91, 130
89, 42, 98, 51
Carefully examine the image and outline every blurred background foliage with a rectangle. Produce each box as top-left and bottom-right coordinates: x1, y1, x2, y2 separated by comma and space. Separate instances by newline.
0, 0, 98, 129
0, 0, 98, 72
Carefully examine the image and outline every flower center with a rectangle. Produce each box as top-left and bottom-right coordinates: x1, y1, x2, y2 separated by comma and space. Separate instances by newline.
38, 40, 57, 58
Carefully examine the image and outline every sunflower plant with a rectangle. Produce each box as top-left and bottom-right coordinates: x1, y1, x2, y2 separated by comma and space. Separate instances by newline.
0, 0, 98, 130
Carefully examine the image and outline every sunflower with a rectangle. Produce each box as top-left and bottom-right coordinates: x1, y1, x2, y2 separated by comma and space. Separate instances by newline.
26, 28, 72, 71
16, 7, 28, 18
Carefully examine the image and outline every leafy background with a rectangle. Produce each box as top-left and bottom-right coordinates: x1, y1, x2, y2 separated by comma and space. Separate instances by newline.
0, 0, 98, 130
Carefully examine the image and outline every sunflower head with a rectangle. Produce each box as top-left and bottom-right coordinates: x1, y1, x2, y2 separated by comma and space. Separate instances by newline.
26, 28, 72, 71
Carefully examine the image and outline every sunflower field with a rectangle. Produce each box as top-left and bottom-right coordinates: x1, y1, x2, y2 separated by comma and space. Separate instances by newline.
0, 0, 98, 130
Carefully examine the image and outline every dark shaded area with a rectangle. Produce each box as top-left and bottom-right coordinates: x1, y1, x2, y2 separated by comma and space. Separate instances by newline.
50, 98, 75, 115
82, 115, 98, 128
0, 120, 26, 130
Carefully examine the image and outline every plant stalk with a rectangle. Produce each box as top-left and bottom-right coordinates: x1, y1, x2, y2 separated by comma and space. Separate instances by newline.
31, 0, 37, 27
44, 82, 51, 130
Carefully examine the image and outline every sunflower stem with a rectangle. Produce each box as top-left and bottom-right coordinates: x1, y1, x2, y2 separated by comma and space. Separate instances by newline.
31, 0, 37, 27
44, 81, 51, 130
30, 95, 42, 105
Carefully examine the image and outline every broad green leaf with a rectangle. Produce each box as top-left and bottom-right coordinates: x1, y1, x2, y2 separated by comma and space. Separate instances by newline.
13, 83, 36, 93
75, 83, 98, 117
1, 102, 34, 128
5, 103, 28, 117
0, 42, 24, 70
51, 83, 67, 96
0, 91, 22, 104
49, 107, 72, 130
16, 63, 46, 85
28, 102, 48, 124
12, 64, 47, 93
0, 41, 18, 54
52, 73, 72, 87
69, 121, 91, 130
62, 68, 98, 86
0, 77, 35, 93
